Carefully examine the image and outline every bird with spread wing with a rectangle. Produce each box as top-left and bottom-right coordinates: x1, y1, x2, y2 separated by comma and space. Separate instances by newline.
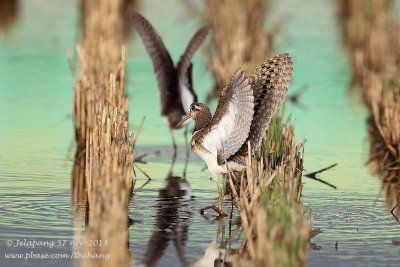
176, 53, 293, 211
131, 12, 209, 156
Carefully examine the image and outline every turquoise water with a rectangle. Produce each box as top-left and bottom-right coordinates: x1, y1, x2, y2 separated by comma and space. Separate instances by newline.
1, 0, 399, 266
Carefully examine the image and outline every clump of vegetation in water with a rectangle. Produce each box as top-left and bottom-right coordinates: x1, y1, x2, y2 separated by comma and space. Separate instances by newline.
336, 0, 400, 218
227, 123, 308, 267
73, 0, 135, 266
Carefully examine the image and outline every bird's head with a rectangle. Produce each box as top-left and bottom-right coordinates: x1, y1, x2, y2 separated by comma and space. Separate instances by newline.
176, 103, 212, 130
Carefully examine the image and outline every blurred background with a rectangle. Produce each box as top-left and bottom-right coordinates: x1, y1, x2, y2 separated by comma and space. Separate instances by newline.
0, 0, 399, 266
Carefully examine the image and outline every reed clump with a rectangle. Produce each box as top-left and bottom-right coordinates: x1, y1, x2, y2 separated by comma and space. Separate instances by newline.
73, 0, 133, 266
336, 0, 400, 214
192, 0, 309, 265
228, 124, 308, 267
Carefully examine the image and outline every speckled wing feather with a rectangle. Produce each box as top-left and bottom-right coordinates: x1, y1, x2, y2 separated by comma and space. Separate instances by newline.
230, 53, 293, 162
201, 70, 254, 165
177, 27, 209, 114
131, 12, 177, 115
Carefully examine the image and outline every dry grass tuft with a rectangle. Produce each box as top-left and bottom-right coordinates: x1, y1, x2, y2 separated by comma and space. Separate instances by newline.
72, 0, 134, 266
186, 0, 280, 99
336, 0, 400, 216
228, 124, 308, 267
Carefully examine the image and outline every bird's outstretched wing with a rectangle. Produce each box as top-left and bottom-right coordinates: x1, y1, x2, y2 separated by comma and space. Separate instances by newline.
201, 70, 254, 165
230, 53, 293, 162
177, 26, 209, 114
131, 12, 177, 115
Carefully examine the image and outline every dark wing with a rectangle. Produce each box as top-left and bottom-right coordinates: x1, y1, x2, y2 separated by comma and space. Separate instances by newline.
201, 70, 254, 165
177, 26, 209, 114
131, 12, 177, 115
230, 53, 293, 162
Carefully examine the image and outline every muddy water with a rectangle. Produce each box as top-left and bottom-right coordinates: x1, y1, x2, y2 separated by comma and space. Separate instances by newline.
0, 0, 399, 266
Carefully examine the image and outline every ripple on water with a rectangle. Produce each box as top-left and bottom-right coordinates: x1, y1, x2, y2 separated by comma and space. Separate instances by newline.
0, 192, 74, 239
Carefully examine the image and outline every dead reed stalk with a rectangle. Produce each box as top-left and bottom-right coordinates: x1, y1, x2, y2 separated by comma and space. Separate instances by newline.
336, 0, 400, 215
228, 123, 308, 267
79, 0, 138, 40
72, 0, 134, 266
187, 0, 279, 99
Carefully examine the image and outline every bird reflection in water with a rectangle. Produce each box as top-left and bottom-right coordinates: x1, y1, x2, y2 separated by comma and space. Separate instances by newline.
192, 240, 231, 267
192, 219, 239, 267
142, 173, 238, 267
142, 173, 194, 266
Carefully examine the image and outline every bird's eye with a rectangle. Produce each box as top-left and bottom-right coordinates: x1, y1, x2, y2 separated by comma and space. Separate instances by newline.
190, 105, 195, 111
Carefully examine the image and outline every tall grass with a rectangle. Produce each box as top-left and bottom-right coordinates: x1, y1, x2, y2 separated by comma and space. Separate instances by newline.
188, 0, 309, 265
72, 0, 134, 266
228, 126, 308, 266
336, 0, 400, 216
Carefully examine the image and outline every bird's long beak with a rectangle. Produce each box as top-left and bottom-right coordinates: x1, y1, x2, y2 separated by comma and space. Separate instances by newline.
175, 114, 191, 129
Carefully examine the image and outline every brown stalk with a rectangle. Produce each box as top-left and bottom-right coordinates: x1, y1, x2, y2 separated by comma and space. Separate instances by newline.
71, 0, 137, 266
336, 0, 400, 216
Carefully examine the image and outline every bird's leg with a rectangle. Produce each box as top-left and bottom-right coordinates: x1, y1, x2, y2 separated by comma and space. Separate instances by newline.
166, 129, 177, 175
216, 180, 224, 210
167, 156, 175, 177
184, 126, 190, 158
199, 176, 227, 217
169, 128, 177, 163
182, 126, 190, 178
211, 174, 225, 209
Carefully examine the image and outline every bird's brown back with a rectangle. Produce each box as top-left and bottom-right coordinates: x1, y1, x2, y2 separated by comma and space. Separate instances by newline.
229, 53, 293, 163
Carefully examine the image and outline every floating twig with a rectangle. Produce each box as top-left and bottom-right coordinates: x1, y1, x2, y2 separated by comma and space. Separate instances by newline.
133, 153, 148, 164
200, 205, 227, 217
309, 228, 323, 239
304, 163, 338, 189
132, 162, 152, 193
390, 200, 400, 223
132, 116, 146, 145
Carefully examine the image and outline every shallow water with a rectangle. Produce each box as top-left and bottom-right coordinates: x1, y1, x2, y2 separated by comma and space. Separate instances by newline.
1, 0, 399, 266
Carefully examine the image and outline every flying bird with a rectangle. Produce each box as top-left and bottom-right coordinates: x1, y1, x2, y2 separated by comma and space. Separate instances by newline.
176, 53, 293, 182
131, 12, 209, 153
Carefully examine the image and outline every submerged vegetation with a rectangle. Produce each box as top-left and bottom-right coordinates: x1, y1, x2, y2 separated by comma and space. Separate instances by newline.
228, 127, 308, 266
72, 0, 134, 266
336, 0, 400, 218
183, 0, 309, 265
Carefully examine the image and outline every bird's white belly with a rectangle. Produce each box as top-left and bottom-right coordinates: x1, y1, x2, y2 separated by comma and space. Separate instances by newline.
194, 149, 228, 181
